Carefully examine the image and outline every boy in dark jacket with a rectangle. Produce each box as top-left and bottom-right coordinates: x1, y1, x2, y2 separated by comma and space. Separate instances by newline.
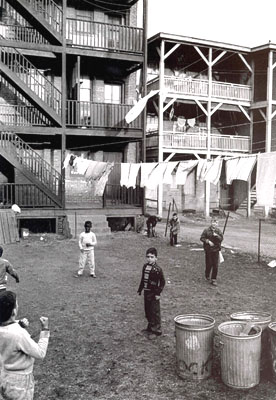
200, 217, 223, 286
138, 247, 165, 338
169, 212, 180, 246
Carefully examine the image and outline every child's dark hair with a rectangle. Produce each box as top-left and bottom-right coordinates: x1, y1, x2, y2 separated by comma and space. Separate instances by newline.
84, 220, 92, 227
0, 291, 16, 323
172, 212, 177, 217
146, 247, 157, 257
0, 246, 3, 257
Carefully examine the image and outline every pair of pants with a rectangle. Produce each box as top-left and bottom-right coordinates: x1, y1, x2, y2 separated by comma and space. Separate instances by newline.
78, 249, 95, 275
0, 370, 34, 400
144, 291, 161, 334
170, 233, 177, 246
205, 251, 219, 280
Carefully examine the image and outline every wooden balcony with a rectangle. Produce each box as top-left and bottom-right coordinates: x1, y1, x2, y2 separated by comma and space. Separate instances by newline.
66, 100, 142, 130
146, 132, 250, 153
148, 76, 252, 103
0, 104, 51, 126
66, 19, 143, 53
0, 183, 57, 208
0, 24, 49, 44
103, 184, 142, 207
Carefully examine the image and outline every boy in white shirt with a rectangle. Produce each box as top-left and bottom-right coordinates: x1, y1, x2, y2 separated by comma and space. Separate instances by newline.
75, 220, 97, 278
0, 290, 50, 400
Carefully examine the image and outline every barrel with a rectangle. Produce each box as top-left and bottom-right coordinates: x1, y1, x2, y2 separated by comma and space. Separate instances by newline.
267, 322, 276, 383
218, 321, 262, 389
174, 314, 215, 380
230, 311, 272, 374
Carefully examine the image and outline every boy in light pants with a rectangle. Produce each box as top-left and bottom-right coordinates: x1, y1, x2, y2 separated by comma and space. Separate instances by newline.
75, 220, 97, 278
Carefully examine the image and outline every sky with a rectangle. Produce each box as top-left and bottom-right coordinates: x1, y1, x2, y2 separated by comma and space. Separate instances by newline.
142, 0, 276, 48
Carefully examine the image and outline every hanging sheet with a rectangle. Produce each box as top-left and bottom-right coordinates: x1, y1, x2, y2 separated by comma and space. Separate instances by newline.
225, 155, 257, 184
94, 163, 114, 196
163, 161, 179, 185
126, 163, 141, 188
175, 160, 198, 185
140, 163, 158, 188
256, 152, 276, 207
146, 163, 168, 189
120, 163, 131, 187
203, 156, 223, 185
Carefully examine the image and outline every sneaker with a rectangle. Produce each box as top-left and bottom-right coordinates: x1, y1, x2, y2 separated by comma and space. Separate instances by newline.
74, 274, 82, 278
211, 280, 217, 286
205, 277, 210, 282
147, 333, 158, 340
90, 274, 97, 278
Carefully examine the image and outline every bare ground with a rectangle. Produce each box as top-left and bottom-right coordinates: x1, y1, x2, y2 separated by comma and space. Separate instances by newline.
3, 216, 276, 400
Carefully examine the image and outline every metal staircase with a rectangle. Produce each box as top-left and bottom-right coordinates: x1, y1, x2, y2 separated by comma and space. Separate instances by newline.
0, 44, 62, 125
4, 0, 63, 44
0, 132, 62, 207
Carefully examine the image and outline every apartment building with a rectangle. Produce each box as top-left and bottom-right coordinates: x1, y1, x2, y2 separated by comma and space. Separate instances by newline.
145, 33, 276, 216
0, 0, 146, 233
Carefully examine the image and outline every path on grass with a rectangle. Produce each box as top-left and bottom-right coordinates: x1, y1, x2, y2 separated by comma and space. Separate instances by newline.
155, 215, 276, 259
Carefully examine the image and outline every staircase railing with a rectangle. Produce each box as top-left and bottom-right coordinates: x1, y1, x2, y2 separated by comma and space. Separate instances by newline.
0, 132, 62, 198
0, 183, 57, 207
0, 45, 61, 114
23, 0, 63, 34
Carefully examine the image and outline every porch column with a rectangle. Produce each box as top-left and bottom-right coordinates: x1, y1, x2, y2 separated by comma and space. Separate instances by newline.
266, 50, 273, 153
205, 48, 212, 218
157, 39, 165, 217
142, 0, 148, 215
61, 0, 67, 209
247, 176, 251, 218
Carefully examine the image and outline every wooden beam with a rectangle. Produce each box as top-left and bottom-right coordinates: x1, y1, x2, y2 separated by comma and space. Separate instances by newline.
193, 152, 200, 160
238, 54, 252, 73
195, 99, 208, 116
211, 102, 222, 116
0, 39, 62, 53
259, 109, 267, 121
164, 44, 180, 60
194, 46, 209, 65
163, 98, 176, 112
164, 153, 175, 162
271, 108, 276, 119
211, 51, 226, 66
239, 105, 251, 121
66, 47, 143, 63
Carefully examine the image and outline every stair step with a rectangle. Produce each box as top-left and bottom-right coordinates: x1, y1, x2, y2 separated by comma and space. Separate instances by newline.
65, 213, 111, 237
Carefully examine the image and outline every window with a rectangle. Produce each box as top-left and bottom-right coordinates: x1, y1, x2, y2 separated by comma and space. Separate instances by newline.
104, 83, 122, 104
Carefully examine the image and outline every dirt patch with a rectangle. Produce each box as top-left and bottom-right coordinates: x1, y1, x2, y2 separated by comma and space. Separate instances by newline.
3, 227, 276, 400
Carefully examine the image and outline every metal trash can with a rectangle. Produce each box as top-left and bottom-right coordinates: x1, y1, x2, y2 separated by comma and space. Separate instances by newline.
174, 314, 215, 380
218, 321, 262, 389
267, 322, 276, 383
230, 311, 272, 374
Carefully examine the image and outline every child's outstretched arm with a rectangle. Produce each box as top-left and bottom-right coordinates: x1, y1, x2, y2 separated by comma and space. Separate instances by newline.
6, 263, 19, 283
18, 316, 50, 360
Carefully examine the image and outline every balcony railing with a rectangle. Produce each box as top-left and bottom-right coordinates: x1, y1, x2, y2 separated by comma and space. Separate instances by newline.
103, 184, 142, 207
0, 104, 51, 126
148, 76, 252, 102
0, 183, 56, 208
24, 0, 63, 34
66, 19, 143, 53
66, 100, 142, 129
146, 132, 250, 153
0, 24, 49, 44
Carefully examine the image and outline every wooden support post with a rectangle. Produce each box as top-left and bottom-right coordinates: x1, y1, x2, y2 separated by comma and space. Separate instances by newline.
142, 0, 148, 216
157, 39, 165, 217
205, 48, 212, 218
61, 0, 67, 209
247, 176, 251, 218
258, 219, 262, 264
266, 50, 273, 153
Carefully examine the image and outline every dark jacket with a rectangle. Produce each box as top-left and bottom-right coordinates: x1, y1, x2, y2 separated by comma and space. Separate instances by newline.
169, 217, 180, 234
138, 262, 165, 296
200, 226, 223, 253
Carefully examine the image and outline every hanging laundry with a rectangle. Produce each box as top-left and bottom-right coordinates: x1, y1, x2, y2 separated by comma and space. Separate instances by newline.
126, 163, 141, 188
256, 152, 276, 207
85, 161, 108, 182
225, 157, 240, 185
125, 90, 159, 124
72, 157, 91, 175
169, 106, 174, 121
177, 116, 186, 132
120, 163, 131, 187
203, 156, 223, 185
196, 158, 207, 180
146, 163, 168, 190
175, 160, 198, 185
225, 155, 257, 184
94, 162, 114, 196
187, 118, 196, 128
140, 163, 158, 188
163, 161, 179, 185
198, 159, 213, 182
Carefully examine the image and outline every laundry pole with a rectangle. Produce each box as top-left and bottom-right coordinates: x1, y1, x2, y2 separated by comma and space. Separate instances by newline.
205, 48, 212, 218
157, 39, 165, 217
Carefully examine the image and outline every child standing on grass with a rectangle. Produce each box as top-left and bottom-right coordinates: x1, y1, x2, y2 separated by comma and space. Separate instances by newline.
200, 217, 223, 286
0, 245, 19, 291
137, 247, 165, 339
0, 291, 50, 400
169, 212, 180, 246
75, 220, 97, 278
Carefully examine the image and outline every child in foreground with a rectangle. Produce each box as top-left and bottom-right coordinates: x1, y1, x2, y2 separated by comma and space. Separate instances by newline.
75, 220, 97, 278
200, 217, 223, 286
137, 247, 165, 339
0, 245, 19, 291
0, 290, 50, 399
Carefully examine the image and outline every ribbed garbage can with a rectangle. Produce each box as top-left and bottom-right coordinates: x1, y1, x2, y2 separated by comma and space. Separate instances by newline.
174, 314, 215, 380
230, 311, 272, 374
267, 322, 276, 383
218, 321, 262, 389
